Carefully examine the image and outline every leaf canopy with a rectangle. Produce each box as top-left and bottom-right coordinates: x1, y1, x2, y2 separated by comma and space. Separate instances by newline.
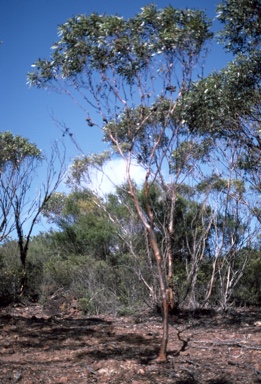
28, 4, 212, 87
0, 131, 42, 171
217, 0, 261, 54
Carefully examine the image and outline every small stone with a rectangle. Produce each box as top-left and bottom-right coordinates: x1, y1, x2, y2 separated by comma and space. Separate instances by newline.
13, 371, 22, 382
57, 377, 68, 383
97, 368, 113, 376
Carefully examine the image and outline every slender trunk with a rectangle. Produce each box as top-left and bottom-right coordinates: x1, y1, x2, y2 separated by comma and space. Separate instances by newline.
145, 228, 158, 305
203, 256, 218, 306
166, 231, 175, 311
165, 188, 177, 311
148, 227, 169, 361
16, 224, 29, 295
186, 267, 199, 309
159, 284, 169, 361
128, 173, 169, 361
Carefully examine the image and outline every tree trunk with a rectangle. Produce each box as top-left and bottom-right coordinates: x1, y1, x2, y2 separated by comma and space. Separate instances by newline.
186, 268, 199, 309
148, 227, 169, 361
128, 173, 170, 361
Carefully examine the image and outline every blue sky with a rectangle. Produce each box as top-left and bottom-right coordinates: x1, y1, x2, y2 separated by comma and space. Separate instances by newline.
1, 2, 259, 257
0, 0, 232, 162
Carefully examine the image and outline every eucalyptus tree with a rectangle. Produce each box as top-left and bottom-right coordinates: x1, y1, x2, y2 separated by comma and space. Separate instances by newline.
28, 4, 213, 360
178, 1, 261, 299
0, 132, 66, 283
42, 189, 116, 260
217, 0, 261, 55
0, 131, 42, 243
42, 186, 154, 312
182, 0, 261, 187
196, 138, 260, 309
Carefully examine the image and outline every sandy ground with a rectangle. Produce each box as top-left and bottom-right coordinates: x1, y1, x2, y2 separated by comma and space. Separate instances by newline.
0, 303, 260, 383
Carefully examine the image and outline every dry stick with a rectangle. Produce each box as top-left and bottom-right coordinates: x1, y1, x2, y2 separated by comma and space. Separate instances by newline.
192, 340, 261, 350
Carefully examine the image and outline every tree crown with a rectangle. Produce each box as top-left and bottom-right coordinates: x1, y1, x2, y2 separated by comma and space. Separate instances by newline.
0, 131, 42, 171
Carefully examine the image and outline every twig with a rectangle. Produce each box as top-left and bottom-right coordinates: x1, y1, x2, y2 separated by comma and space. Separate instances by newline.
192, 340, 261, 350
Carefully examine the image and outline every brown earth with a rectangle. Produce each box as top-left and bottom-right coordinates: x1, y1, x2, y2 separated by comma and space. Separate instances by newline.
0, 302, 260, 384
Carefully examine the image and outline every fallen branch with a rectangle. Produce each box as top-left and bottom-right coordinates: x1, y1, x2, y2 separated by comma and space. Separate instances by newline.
192, 340, 261, 350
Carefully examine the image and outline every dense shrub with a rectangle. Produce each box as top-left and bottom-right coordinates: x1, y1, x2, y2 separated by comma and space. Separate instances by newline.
1, 234, 260, 311
0, 241, 23, 305
232, 252, 261, 306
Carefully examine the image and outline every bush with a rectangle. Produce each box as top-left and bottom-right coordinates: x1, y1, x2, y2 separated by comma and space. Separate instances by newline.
233, 252, 261, 306
0, 241, 23, 305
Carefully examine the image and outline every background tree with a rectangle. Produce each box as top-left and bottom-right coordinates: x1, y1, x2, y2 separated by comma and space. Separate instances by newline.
43, 189, 116, 259
178, 0, 261, 310
38, 186, 150, 314
181, 0, 260, 182
217, 0, 261, 55
196, 137, 260, 308
0, 131, 41, 242
0, 132, 66, 293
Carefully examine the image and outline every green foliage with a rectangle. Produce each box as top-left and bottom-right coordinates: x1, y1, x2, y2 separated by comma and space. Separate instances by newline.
0, 240, 43, 305
66, 152, 111, 188
182, 52, 261, 137
34, 246, 148, 315
1, 182, 260, 309
197, 175, 245, 198
0, 241, 22, 305
180, 0, 261, 167
42, 189, 116, 259
0, 131, 48, 251
42, 192, 67, 224
170, 138, 213, 173
0, 131, 42, 170
217, 0, 261, 54
28, 5, 212, 87
233, 250, 261, 305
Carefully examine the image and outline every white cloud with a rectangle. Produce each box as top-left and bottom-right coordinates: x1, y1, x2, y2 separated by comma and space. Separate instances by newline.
89, 158, 146, 195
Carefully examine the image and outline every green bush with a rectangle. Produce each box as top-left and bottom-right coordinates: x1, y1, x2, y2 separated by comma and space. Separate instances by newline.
0, 241, 23, 305
233, 252, 261, 306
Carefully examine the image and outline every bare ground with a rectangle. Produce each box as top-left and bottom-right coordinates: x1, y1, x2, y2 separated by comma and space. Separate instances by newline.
0, 302, 260, 383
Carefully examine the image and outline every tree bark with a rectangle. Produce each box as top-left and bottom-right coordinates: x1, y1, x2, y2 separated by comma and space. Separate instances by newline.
148, 227, 169, 361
